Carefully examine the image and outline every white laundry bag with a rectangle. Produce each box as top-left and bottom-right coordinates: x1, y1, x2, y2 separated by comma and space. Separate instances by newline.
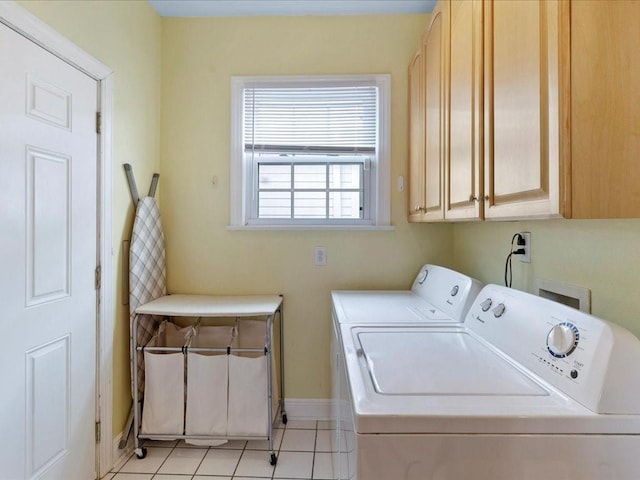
141, 322, 192, 436
228, 354, 268, 435
227, 319, 278, 436
185, 326, 233, 444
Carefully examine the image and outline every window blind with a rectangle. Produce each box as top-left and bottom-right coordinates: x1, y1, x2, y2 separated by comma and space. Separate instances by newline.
243, 85, 378, 155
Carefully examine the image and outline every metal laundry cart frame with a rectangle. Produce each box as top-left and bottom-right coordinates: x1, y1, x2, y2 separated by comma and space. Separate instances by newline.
131, 294, 287, 465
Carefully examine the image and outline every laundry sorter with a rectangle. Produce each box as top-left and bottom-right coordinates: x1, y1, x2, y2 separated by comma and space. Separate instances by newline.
131, 293, 286, 465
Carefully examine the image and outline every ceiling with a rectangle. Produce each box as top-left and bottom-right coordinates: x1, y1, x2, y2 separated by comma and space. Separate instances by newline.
147, 0, 436, 17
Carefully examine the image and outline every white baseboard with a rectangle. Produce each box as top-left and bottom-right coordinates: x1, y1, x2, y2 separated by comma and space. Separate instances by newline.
283, 398, 333, 421
111, 431, 132, 472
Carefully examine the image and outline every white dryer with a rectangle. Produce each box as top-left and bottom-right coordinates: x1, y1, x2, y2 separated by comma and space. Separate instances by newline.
331, 264, 483, 325
332, 284, 640, 479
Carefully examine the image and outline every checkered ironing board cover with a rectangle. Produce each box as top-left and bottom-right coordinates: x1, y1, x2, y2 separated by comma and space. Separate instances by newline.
129, 196, 167, 396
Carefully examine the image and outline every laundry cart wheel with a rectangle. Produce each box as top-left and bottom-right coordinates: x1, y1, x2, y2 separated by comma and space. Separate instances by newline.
270, 453, 278, 466
282, 413, 288, 424
135, 447, 147, 459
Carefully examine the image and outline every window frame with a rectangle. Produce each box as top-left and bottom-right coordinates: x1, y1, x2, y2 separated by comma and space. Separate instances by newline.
229, 74, 392, 230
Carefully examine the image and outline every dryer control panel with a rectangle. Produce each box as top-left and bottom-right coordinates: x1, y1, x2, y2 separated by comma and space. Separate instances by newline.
411, 264, 483, 323
466, 284, 640, 415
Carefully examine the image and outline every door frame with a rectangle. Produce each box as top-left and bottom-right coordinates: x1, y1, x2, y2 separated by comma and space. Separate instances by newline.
0, 2, 115, 478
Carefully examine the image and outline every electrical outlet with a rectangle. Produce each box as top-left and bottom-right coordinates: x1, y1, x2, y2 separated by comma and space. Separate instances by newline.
314, 246, 327, 266
519, 232, 531, 263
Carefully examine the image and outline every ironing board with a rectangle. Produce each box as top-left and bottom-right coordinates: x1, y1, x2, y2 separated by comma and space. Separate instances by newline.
129, 196, 167, 396
119, 165, 163, 450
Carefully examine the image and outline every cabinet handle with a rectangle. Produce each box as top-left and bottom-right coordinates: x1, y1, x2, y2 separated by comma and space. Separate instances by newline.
469, 195, 479, 202
484, 195, 490, 201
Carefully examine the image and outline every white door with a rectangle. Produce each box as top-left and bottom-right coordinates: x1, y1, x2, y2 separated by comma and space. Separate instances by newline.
0, 23, 98, 480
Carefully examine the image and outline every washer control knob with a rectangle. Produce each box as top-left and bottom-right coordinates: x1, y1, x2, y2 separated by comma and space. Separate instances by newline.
547, 322, 579, 358
417, 269, 428, 285
480, 298, 492, 312
492, 303, 506, 318
450, 285, 459, 296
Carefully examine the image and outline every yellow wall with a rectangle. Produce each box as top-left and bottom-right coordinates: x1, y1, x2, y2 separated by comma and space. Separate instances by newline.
453, 220, 640, 338
17, 0, 162, 434
160, 15, 453, 399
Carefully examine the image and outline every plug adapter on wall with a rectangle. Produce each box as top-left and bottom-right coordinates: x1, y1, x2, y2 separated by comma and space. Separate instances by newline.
519, 232, 531, 263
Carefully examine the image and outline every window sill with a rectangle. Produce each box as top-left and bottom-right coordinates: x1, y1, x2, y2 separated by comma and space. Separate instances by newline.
226, 224, 395, 232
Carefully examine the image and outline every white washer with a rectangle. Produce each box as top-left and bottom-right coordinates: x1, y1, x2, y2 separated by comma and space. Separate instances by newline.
331, 264, 483, 325
330, 264, 482, 461
332, 284, 640, 480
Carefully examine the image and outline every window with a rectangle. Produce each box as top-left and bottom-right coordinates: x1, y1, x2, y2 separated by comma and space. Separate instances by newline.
230, 75, 391, 229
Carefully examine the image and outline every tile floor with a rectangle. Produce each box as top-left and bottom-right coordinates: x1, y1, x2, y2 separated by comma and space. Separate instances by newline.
103, 420, 334, 480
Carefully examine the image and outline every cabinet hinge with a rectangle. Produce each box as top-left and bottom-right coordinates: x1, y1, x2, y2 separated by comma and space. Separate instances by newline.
95, 265, 101, 290
95, 421, 101, 443
96, 112, 102, 134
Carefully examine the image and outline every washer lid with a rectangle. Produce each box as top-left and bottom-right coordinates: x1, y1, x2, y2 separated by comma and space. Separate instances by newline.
357, 330, 548, 396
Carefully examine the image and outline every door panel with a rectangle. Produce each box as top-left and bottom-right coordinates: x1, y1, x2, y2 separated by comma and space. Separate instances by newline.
0, 24, 98, 480
408, 46, 425, 221
484, 0, 562, 219
423, 2, 447, 221
446, 0, 482, 220
26, 336, 71, 477
26, 146, 71, 305
492, 1, 543, 197
571, 0, 640, 218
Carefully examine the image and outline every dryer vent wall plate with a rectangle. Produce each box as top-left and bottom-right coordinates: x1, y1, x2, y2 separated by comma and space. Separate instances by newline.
534, 278, 591, 313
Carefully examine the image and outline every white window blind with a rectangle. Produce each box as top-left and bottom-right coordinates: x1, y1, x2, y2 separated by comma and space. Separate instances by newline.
243, 86, 378, 155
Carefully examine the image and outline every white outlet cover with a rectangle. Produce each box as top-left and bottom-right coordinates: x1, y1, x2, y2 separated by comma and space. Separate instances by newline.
314, 246, 327, 266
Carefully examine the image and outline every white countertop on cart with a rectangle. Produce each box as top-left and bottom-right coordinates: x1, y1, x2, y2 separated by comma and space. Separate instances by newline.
135, 294, 283, 317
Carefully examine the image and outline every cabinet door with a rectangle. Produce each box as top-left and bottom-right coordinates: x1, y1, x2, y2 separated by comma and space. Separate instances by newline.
571, 0, 640, 218
445, 0, 482, 221
423, 1, 448, 221
408, 46, 426, 222
483, 0, 566, 220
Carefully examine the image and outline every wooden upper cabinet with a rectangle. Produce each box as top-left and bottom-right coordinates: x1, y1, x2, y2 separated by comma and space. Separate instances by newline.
423, 0, 448, 221
570, 0, 640, 218
409, 0, 640, 222
408, 45, 426, 222
483, 0, 640, 220
445, 0, 482, 221
483, 0, 567, 220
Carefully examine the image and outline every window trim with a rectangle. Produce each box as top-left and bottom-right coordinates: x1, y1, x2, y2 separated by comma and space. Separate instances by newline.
229, 74, 391, 229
